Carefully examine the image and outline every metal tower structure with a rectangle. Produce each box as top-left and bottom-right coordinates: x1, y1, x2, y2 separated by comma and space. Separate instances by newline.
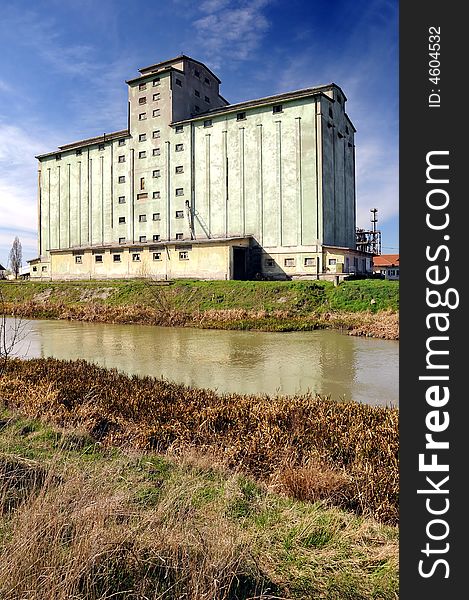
356, 208, 382, 255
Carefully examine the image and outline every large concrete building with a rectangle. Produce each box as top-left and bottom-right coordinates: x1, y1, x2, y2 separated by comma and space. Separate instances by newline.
30, 55, 370, 280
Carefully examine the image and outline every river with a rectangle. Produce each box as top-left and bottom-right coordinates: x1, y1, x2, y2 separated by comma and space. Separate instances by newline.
4, 318, 398, 407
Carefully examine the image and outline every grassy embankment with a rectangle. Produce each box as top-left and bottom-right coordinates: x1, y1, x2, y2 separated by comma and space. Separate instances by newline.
0, 278, 399, 338
0, 358, 398, 599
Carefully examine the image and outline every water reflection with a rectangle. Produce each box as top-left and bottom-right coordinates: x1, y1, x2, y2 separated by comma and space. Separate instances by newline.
5, 318, 398, 406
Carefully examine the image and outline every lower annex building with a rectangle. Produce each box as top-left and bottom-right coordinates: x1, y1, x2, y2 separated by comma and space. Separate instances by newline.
30, 55, 371, 281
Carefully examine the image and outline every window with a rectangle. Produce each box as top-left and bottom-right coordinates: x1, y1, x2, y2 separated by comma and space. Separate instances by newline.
179, 251, 189, 260
152, 77, 160, 86
55, 154, 61, 160
175, 188, 184, 196
175, 210, 184, 218
273, 104, 283, 114
118, 138, 126, 146
139, 151, 147, 159
194, 105, 200, 112
194, 69, 200, 78
139, 214, 147, 222
152, 130, 160, 139
175, 233, 183, 240
153, 252, 161, 260
175, 143, 184, 151
139, 133, 147, 142
345, 125, 350, 135
119, 217, 126, 224
113, 253, 122, 262
76, 148, 82, 156
153, 109, 160, 117
236, 112, 246, 121
153, 93, 160, 101
33, 266, 37, 272
175, 125, 183, 133
75, 255, 83, 264
175, 165, 183, 174
132, 253, 140, 262
139, 236, 147, 243
329, 107, 333, 118
118, 176, 125, 183
175, 78, 182, 87
140, 177, 145, 190
204, 119, 212, 127
194, 89, 200, 97
95, 255, 103, 263
118, 155, 125, 163
153, 235, 160, 242
139, 97, 147, 105
284, 258, 295, 267
205, 96, 210, 103
153, 213, 161, 221
265, 259, 275, 267
98, 144, 105, 150
118, 238, 125, 244
139, 82, 147, 91
118, 196, 126, 204
328, 258, 337, 265
153, 169, 160, 178
139, 113, 147, 120
153, 191, 160, 199
137, 193, 148, 200
204, 77, 210, 85
152, 148, 160, 156
304, 257, 315, 267
42, 266, 47, 272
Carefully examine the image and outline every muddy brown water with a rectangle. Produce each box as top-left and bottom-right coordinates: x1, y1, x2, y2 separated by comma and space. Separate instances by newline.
5, 318, 398, 406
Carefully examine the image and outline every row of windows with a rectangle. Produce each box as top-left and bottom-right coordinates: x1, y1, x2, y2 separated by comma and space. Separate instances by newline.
32, 265, 48, 272
119, 169, 183, 183
139, 109, 160, 120
194, 89, 210, 103
117, 210, 184, 224
138, 78, 160, 91
116, 233, 184, 244
138, 92, 160, 104
76, 250, 188, 264
266, 257, 316, 268
118, 188, 183, 203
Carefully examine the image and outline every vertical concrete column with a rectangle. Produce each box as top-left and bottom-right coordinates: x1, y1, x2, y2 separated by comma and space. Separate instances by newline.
275, 120, 283, 246
78, 161, 82, 247
130, 148, 135, 243
239, 127, 245, 236
57, 165, 61, 250
37, 169, 42, 256
315, 100, 323, 243
67, 163, 71, 249
165, 141, 171, 241
87, 152, 92, 245
295, 117, 303, 246
256, 124, 263, 245
222, 130, 228, 237
100, 156, 104, 244
205, 133, 211, 234
47, 168, 51, 254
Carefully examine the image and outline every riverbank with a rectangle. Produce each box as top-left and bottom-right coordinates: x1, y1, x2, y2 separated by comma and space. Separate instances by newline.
0, 279, 399, 339
0, 405, 398, 599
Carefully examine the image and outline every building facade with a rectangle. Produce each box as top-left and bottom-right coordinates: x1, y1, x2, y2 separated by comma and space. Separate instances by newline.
373, 254, 399, 280
31, 55, 370, 280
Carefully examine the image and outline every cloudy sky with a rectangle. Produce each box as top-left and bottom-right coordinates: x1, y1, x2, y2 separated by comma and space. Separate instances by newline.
0, 0, 398, 269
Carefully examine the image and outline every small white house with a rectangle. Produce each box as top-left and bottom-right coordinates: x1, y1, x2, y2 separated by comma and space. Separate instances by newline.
0, 263, 6, 279
372, 254, 399, 280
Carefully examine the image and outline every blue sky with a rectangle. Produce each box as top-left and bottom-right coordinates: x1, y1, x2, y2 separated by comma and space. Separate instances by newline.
0, 0, 398, 269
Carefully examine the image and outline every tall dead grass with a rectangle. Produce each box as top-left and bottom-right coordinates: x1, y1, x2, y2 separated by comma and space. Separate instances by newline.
1, 358, 398, 523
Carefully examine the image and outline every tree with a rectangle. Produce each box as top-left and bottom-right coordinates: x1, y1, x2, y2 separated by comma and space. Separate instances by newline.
9, 236, 22, 280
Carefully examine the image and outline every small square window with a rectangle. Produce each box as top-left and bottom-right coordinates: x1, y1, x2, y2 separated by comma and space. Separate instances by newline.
205, 96, 210, 103
175, 233, 183, 240
76, 148, 82, 156
118, 155, 125, 163
118, 139, 126, 146
75, 255, 83, 264
175, 78, 182, 87
265, 258, 275, 267
32, 266, 38, 272
284, 258, 295, 267
153, 148, 161, 156
194, 69, 200, 78
204, 77, 210, 85
139, 83, 147, 91
153, 169, 160, 178
153, 93, 160, 101
139, 151, 146, 159
194, 89, 200, 97
179, 251, 189, 260
139, 133, 147, 142
175, 165, 183, 174
194, 105, 200, 113
140, 177, 145, 190
153, 130, 160, 138
346, 125, 350, 135
139, 97, 147, 105
139, 214, 147, 222
304, 257, 315, 267
272, 104, 283, 114
175, 125, 183, 133
153, 109, 160, 117
152, 78, 160, 86
328, 258, 337, 265
153, 191, 160, 199
139, 113, 147, 120
139, 236, 147, 243
175, 143, 184, 151
175, 188, 184, 196
204, 119, 212, 127
153, 213, 161, 221
95, 255, 103, 263
118, 176, 125, 183
236, 112, 246, 121
118, 238, 125, 244
153, 235, 160, 242
55, 154, 61, 160
119, 217, 126, 224
132, 253, 141, 262
41, 266, 47, 272
98, 144, 105, 150
114, 253, 122, 262
175, 210, 184, 218
153, 252, 162, 260
118, 196, 125, 204
329, 107, 333, 119
137, 192, 148, 200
